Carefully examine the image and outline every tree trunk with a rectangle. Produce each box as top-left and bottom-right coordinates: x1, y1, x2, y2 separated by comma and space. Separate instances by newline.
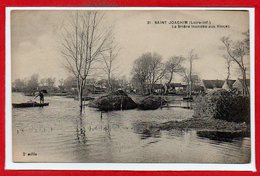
78, 87, 83, 114
242, 69, 249, 97
168, 72, 173, 84
108, 76, 112, 92
189, 59, 192, 98
149, 84, 153, 95
227, 65, 230, 81
78, 82, 84, 114
142, 83, 146, 95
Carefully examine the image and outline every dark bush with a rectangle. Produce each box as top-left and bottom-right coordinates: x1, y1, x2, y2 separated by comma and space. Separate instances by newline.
88, 90, 137, 111
138, 96, 167, 110
193, 89, 250, 123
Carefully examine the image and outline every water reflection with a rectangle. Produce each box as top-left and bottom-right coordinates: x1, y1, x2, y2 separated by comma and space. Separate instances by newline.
75, 115, 87, 144
133, 122, 161, 139
166, 129, 186, 138
196, 130, 249, 143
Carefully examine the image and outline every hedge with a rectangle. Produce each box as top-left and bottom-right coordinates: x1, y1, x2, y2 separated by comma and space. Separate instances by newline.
193, 89, 250, 123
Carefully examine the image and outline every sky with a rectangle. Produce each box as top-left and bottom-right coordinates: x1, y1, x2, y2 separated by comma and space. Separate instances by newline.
11, 10, 250, 83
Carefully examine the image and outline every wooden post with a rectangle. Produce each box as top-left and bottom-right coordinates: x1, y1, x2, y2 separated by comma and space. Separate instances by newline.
121, 95, 123, 111
160, 80, 163, 110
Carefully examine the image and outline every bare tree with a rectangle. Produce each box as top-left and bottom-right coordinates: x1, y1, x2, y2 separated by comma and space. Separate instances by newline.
101, 38, 119, 92
223, 55, 232, 81
117, 75, 129, 92
165, 56, 185, 84
221, 33, 249, 97
46, 78, 56, 89
64, 76, 77, 92
186, 49, 199, 97
58, 78, 65, 92
61, 11, 111, 113
40, 77, 55, 90
59, 79, 64, 87
131, 52, 166, 95
131, 53, 151, 95
40, 78, 47, 87
147, 53, 166, 94
12, 78, 26, 92
243, 30, 250, 54
181, 68, 200, 95
27, 74, 39, 92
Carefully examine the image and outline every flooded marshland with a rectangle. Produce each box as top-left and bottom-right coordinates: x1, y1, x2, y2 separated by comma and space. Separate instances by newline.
12, 93, 250, 163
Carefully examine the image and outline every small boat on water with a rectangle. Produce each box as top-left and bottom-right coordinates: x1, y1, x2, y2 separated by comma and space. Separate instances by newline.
12, 102, 49, 108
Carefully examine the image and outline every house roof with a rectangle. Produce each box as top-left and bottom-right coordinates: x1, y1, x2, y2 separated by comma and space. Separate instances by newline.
238, 79, 250, 86
202, 79, 236, 89
228, 80, 236, 86
202, 80, 225, 89
222, 80, 236, 90
227, 80, 236, 87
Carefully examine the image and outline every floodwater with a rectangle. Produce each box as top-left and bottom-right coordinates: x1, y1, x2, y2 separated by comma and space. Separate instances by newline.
12, 93, 251, 163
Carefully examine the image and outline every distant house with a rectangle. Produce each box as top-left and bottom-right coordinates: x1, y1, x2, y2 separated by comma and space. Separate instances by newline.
151, 83, 164, 94
201, 79, 236, 92
201, 80, 224, 92
167, 83, 187, 90
192, 85, 205, 93
222, 80, 236, 91
166, 83, 187, 94
232, 78, 250, 95
123, 84, 135, 93
144, 83, 188, 95
85, 84, 106, 94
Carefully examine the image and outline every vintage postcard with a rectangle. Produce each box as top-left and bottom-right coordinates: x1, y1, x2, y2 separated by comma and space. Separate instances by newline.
6, 7, 255, 170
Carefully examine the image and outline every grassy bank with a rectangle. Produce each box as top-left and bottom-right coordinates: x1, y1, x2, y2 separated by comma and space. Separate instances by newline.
134, 116, 250, 139
129, 94, 185, 104
158, 116, 249, 133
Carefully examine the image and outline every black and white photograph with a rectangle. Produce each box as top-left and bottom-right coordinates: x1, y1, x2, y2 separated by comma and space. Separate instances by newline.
9, 9, 252, 164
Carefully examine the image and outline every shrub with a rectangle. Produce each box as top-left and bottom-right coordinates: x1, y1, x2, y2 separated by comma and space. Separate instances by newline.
88, 90, 137, 111
194, 89, 250, 123
138, 96, 167, 110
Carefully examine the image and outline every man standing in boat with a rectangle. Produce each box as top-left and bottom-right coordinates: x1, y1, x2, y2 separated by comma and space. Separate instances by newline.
34, 90, 44, 104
